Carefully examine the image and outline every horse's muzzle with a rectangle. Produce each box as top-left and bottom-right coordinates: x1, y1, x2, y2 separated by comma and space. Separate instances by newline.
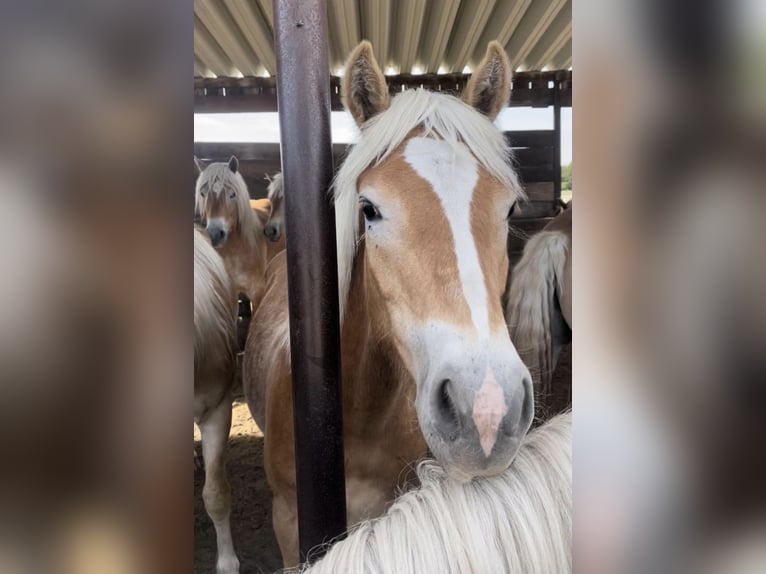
264, 224, 281, 242
207, 225, 227, 247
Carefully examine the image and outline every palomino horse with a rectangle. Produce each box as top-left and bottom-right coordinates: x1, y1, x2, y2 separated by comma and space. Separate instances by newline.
194, 229, 240, 574
506, 205, 572, 395
263, 172, 285, 242
249, 197, 271, 226
243, 40, 534, 567
249, 191, 286, 262
195, 156, 268, 305
305, 412, 572, 574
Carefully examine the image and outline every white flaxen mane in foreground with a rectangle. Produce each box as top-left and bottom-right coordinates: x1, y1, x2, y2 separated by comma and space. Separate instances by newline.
193, 230, 236, 368
301, 411, 571, 574
333, 88, 525, 320
195, 162, 263, 249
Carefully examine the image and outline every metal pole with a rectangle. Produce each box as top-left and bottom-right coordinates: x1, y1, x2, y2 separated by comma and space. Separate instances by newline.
272, 0, 346, 563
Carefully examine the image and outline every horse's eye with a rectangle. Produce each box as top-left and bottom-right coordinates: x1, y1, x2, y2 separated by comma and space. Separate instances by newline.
229, 192, 236, 199
360, 199, 381, 221
507, 202, 517, 219
199, 190, 206, 198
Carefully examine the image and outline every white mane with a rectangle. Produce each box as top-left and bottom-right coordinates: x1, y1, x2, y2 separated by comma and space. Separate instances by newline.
303, 412, 571, 573
193, 230, 237, 369
195, 162, 263, 249
333, 88, 524, 320
267, 172, 284, 201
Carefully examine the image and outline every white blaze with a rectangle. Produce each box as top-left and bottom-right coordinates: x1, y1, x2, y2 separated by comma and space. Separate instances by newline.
403, 137, 489, 339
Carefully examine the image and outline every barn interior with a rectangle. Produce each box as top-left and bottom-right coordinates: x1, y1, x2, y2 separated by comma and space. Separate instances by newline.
193, 2, 572, 571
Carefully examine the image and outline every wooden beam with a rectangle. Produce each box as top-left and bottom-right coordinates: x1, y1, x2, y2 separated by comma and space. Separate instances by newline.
194, 70, 572, 113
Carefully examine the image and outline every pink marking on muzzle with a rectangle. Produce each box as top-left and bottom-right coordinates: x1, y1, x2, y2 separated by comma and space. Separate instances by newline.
472, 366, 508, 457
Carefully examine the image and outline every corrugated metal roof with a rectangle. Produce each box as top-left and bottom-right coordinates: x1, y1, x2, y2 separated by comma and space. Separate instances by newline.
194, 0, 572, 78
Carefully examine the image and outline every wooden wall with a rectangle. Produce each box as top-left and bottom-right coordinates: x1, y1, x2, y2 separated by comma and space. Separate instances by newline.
194, 129, 565, 266
194, 130, 561, 204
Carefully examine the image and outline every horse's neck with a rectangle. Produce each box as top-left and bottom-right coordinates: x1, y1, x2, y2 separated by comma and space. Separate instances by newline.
341, 244, 417, 437
220, 229, 267, 304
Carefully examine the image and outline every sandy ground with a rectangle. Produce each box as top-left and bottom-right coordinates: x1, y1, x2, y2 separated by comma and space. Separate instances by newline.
194, 394, 282, 574
194, 345, 572, 573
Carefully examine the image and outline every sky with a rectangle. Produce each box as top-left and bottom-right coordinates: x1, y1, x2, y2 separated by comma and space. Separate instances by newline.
194, 106, 572, 166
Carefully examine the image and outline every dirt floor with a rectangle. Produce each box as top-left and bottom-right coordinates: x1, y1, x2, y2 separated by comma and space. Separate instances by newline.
194, 394, 282, 574
194, 345, 572, 573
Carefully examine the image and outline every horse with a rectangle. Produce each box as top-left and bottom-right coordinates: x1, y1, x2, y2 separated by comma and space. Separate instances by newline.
506, 205, 572, 396
251, 171, 287, 261
250, 190, 286, 262
263, 172, 285, 242
195, 156, 269, 306
194, 229, 240, 574
243, 40, 534, 567
302, 412, 571, 574
249, 197, 271, 226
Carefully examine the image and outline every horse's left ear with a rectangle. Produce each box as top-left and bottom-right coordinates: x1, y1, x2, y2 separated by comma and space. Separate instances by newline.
194, 156, 207, 175
228, 156, 239, 173
342, 41, 390, 127
462, 41, 511, 121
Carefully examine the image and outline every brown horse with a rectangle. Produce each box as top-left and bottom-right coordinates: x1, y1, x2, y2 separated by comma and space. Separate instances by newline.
506, 205, 572, 394
195, 156, 268, 305
194, 229, 239, 574
243, 41, 534, 567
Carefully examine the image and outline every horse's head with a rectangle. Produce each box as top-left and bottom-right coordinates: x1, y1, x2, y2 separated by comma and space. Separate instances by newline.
195, 156, 250, 248
338, 41, 534, 480
264, 172, 285, 242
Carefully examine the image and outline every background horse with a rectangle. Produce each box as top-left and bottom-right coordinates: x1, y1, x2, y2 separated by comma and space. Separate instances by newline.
506, 205, 572, 396
249, 197, 271, 226
250, 189, 286, 262
195, 156, 269, 305
243, 40, 534, 567
302, 412, 571, 574
194, 229, 240, 574
263, 172, 285, 243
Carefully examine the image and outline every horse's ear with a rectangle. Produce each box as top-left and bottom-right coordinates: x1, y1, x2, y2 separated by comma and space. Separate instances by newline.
462, 41, 511, 121
228, 156, 238, 173
342, 41, 389, 127
194, 156, 207, 175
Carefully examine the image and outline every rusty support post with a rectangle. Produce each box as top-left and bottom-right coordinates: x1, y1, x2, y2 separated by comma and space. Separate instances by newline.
272, 0, 346, 563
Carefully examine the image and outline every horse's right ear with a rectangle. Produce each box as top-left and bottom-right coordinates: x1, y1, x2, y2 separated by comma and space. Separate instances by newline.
342, 41, 389, 127
194, 156, 207, 175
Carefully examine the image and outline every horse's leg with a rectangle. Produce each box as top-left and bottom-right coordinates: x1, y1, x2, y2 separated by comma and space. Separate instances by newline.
273, 493, 299, 568
199, 396, 239, 574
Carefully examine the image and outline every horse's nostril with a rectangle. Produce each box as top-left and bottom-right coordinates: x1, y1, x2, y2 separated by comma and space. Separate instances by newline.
436, 379, 460, 439
438, 379, 450, 412
520, 377, 534, 427
503, 377, 535, 437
